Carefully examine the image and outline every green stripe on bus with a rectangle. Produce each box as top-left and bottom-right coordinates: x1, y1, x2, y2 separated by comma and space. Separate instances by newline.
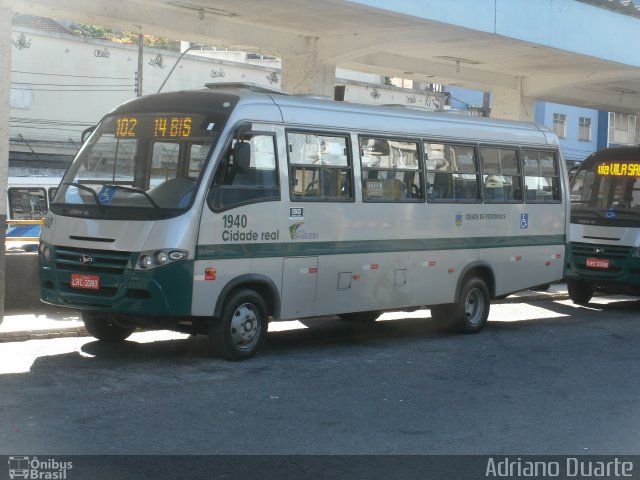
196, 235, 566, 260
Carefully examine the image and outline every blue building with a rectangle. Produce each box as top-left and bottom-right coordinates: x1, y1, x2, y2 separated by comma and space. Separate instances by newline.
444, 85, 636, 167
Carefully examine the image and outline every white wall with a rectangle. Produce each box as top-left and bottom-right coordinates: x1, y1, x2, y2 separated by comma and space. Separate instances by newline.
10, 26, 445, 155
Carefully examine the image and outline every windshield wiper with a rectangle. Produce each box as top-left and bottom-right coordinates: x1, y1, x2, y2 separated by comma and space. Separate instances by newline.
65, 182, 101, 204
104, 184, 161, 209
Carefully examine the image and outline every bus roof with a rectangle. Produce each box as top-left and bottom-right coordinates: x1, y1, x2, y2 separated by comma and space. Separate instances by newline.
112, 86, 558, 147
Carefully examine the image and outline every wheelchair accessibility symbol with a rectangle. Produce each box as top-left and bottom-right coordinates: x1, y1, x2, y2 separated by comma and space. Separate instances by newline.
520, 213, 529, 229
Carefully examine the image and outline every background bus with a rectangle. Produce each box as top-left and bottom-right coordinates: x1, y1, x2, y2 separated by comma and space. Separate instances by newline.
6, 176, 61, 251
38, 84, 568, 360
567, 146, 640, 304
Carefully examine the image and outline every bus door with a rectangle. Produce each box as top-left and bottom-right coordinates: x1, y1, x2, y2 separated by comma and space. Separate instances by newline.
280, 256, 318, 319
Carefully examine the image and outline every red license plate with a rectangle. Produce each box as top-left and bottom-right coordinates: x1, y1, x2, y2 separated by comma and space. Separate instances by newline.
70, 273, 100, 290
586, 258, 609, 269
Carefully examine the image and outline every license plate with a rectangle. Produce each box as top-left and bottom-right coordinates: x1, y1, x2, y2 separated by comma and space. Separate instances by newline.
70, 273, 100, 290
586, 258, 609, 269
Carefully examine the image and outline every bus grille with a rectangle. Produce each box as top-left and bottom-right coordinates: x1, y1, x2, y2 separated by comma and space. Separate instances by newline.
55, 246, 132, 274
569, 242, 632, 274
570, 242, 632, 259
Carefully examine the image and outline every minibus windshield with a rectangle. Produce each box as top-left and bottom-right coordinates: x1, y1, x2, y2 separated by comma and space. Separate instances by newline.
570, 160, 640, 225
52, 112, 221, 220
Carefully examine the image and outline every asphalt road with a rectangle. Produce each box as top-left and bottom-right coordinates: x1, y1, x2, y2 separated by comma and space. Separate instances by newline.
1, 295, 640, 461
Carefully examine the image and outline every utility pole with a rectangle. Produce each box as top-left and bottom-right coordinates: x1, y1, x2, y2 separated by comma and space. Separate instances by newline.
136, 33, 143, 97
482, 91, 491, 117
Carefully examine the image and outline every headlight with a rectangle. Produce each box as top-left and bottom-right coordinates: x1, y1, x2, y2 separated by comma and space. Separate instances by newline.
140, 255, 154, 269
136, 249, 188, 270
155, 251, 169, 265
39, 241, 51, 261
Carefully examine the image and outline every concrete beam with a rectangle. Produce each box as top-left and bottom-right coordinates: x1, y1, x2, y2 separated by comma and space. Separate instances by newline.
348, 0, 640, 68
523, 71, 640, 98
281, 39, 336, 96
316, 26, 425, 64
14, 0, 309, 55
491, 80, 536, 122
349, 52, 518, 90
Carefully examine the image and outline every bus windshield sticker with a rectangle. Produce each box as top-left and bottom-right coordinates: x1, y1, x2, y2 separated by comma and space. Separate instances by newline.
98, 186, 117, 204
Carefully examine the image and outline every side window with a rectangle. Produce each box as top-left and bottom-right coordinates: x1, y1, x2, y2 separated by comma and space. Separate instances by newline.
8, 187, 48, 220
481, 146, 522, 203
360, 137, 422, 202
187, 142, 210, 178
425, 142, 480, 202
211, 132, 279, 211
570, 169, 594, 203
522, 149, 561, 203
288, 131, 353, 202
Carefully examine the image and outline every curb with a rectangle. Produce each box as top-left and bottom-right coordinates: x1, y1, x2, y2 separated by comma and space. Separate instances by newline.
0, 327, 88, 343
0, 291, 570, 343
495, 292, 569, 304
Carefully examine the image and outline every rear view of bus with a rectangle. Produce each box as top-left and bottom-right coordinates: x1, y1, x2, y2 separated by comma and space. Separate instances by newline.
567, 146, 640, 304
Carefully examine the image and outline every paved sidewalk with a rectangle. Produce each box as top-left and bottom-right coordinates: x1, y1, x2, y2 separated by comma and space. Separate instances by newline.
0, 283, 569, 342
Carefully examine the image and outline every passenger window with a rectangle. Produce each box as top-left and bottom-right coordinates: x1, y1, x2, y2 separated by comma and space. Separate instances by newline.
522, 149, 561, 203
288, 132, 353, 201
211, 132, 280, 211
361, 137, 423, 202
425, 143, 480, 202
481, 147, 522, 202
8, 187, 48, 220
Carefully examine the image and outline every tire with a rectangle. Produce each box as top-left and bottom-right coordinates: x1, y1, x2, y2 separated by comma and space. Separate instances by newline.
431, 277, 490, 334
210, 289, 268, 361
567, 278, 593, 305
338, 311, 381, 323
82, 311, 136, 342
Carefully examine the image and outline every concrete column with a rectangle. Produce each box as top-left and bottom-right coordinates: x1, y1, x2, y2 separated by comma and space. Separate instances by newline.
634, 112, 640, 145
281, 40, 336, 97
0, 0, 12, 318
491, 80, 536, 122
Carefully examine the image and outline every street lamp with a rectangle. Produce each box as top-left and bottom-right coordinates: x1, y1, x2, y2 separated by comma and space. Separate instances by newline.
157, 43, 204, 93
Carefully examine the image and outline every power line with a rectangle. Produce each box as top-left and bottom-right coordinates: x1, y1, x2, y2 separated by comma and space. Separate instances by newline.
11, 87, 133, 92
11, 70, 130, 80
12, 82, 133, 87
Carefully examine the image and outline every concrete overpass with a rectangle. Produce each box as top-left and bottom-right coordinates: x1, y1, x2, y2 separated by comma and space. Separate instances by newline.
2, 0, 640, 315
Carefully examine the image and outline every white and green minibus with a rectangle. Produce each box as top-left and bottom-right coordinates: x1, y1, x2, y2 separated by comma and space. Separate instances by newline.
567, 146, 640, 304
39, 83, 569, 360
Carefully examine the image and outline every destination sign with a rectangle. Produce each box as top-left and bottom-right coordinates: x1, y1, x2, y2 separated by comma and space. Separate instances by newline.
597, 162, 640, 177
114, 115, 194, 139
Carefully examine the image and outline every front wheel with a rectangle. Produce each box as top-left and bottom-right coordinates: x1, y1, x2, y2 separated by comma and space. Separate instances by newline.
567, 278, 593, 305
431, 277, 490, 333
210, 289, 268, 361
82, 311, 136, 342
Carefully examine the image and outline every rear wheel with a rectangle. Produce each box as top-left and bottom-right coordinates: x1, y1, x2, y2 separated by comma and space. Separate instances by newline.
210, 289, 268, 361
567, 278, 593, 305
431, 276, 490, 333
82, 311, 136, 342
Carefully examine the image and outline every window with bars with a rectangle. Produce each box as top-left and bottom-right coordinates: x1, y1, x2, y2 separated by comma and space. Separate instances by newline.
609, 112, 637, 145
553, 113, 567, 139
578, 117, 592, 142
